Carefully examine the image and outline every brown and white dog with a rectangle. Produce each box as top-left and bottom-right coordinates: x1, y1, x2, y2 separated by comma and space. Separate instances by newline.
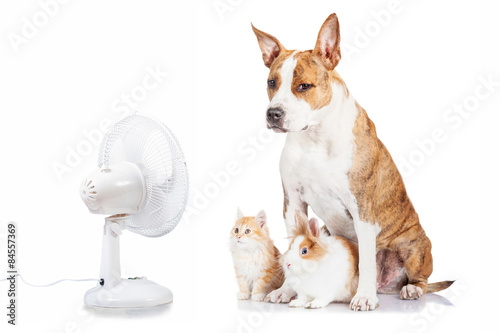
252, 13, 453, 310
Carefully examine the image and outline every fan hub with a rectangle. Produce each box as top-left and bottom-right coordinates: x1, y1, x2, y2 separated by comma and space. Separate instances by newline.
80, 162, 145, 215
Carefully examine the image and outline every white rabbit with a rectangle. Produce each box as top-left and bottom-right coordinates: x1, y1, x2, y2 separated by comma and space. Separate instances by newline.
283, 213, 359, 309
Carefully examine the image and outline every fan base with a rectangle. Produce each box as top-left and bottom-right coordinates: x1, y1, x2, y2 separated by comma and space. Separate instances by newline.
84, 277, 173, 308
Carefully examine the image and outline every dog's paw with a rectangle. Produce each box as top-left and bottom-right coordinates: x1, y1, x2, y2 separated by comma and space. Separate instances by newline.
251, 293, 266, 302
237, 292, 250, 300
265, 287, 296, 303
400, 284, 423, 300
289, 299, 307, 308
350, 293, 379, 311
305, 299, 329, 309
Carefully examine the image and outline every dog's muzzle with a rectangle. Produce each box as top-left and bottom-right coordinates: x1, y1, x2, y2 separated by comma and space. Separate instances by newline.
266, 107, 286, 132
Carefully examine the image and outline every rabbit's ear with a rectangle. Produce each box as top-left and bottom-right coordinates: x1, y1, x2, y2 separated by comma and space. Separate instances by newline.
293, 210, 310, 237
308, 217, 320, 237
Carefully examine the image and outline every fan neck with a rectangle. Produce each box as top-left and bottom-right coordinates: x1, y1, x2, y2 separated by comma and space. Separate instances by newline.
105, 214, 129, 224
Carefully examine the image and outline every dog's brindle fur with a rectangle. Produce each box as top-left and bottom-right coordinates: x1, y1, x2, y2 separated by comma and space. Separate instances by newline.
349, 102, 433, 293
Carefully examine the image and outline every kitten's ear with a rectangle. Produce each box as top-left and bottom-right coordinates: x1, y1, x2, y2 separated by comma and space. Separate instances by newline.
308, 217, 320, 237
256, 210, 267, 228
236, 207, 244, 220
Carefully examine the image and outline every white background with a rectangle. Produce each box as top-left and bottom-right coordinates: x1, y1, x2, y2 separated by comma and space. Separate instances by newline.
0, 0, 498, 332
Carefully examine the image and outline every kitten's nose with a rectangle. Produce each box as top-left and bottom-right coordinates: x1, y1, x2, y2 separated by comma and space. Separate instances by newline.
286, 263, 291, 269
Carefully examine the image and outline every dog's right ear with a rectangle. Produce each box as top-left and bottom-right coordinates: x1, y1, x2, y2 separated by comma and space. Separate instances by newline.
251, 24, 286, 68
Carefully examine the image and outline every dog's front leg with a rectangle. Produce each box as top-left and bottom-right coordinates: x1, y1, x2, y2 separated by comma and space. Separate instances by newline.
264, 278, 297, 303
265, 183, 307, 303
350, 218, 381, 311
282, 182, 308, 236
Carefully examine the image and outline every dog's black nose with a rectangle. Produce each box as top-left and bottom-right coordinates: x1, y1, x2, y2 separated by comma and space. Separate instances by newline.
267, 108, 284, 121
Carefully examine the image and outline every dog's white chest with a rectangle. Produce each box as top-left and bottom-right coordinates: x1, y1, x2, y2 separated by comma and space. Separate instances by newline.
282, 146, 355, 237
280, 108, 359, 241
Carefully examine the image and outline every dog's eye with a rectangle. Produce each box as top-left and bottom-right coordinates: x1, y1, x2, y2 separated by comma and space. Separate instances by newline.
267, 79, 276, 89
245, 229, 251, 234
234, 228, 239, 234
301, 247, 308, 255
297, 83, 312, 92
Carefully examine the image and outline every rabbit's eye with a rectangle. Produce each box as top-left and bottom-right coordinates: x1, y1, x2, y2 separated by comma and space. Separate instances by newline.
301, 247, 308, 255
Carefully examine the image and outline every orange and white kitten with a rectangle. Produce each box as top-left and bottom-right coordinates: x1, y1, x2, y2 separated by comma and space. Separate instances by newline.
229, 208, 284, 301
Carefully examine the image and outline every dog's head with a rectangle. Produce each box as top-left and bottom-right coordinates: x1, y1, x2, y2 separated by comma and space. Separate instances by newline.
252, 14, 342, 133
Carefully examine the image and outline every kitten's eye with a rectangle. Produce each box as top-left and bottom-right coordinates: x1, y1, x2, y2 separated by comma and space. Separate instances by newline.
234, 228, 239, 234
297, 83, 312, 92
245, 229, 251, 234
267, 79, 276, 89
301, 247, 308, 255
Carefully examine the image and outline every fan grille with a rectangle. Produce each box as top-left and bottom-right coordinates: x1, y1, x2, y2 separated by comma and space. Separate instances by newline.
98, 115, 188, 237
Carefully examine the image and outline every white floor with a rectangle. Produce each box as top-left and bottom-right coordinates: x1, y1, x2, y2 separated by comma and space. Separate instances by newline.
4, 278, 483, 333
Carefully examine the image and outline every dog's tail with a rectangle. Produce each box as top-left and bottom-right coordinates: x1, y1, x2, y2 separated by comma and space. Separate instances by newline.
426, 280, 455, 294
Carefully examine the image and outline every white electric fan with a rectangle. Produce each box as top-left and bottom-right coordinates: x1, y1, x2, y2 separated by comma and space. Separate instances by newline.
79, 114, 188, 308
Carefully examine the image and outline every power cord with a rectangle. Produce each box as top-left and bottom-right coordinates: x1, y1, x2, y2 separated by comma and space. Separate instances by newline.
1, 274, 98, 287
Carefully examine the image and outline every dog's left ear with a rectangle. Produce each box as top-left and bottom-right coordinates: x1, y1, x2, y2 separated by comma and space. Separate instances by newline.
251, 24, 286, 68
313, 13, 341, 70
